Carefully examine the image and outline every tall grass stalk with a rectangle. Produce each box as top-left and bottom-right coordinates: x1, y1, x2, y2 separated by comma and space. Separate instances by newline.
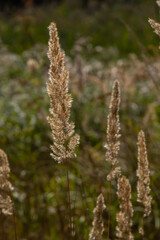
13, 207, 18, 240
47, 23, 80, 236
137, 130, 152, 236
105, 80, 121, 240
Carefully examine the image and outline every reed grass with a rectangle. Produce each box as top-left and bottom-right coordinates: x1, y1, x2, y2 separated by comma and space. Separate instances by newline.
47, 22, 80, 236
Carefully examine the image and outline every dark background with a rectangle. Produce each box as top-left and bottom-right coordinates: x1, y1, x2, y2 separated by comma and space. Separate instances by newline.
1, 0, 149, 9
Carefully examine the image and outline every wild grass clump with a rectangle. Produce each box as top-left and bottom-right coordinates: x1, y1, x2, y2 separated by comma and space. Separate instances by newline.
46, 23, 153, 240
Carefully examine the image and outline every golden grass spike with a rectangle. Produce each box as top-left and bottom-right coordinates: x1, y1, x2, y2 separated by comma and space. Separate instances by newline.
0, 149, 13, 216
89, 193, 106, 240
137, 131, 152, 217
116, 176, 134, 240
105, 80, 121, 181
149, 18, 160, 38
47, 22, 80, 164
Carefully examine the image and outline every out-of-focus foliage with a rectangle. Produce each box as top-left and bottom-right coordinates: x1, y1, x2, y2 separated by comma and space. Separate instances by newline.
0, 0, 159, 56
0, 0, 160, 239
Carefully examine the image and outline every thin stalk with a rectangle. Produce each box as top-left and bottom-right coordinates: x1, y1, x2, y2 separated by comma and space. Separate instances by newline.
140, 216, 145, 240
107, 182, 111, 240
66, 160, 73, 237
107, 162, 114, 240
1, 212, 5, 239
13, 207, 18, 240
56, 203, 65, 237
79, 174, 90, 224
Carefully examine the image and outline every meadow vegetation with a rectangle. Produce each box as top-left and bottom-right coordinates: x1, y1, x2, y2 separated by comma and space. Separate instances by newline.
0, 0, 160, 239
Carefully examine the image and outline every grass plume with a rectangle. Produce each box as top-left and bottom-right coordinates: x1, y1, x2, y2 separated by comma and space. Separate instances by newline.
0, 149, 13, 216
47, 22, 80, 236
149, 1, 160, 39
105, 80, 121, 182
89, 193, 106, 240
105, 80, 121, 240
47, 22, 80, 164
137, 131, 152, 235
116, 176, 134, 240
149, 18, 160, 38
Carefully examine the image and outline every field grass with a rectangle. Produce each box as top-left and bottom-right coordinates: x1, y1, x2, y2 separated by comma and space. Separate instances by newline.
0, 1, 160, 239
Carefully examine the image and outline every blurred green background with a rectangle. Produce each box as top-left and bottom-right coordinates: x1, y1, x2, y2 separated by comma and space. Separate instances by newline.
0, 0, 160, 239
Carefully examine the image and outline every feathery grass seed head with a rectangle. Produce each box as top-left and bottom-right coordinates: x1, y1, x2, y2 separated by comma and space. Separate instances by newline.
105, 80, 121, 181
0, 149, 13, 215
89, 193, 106, 240
149, 18, 160, 37
137, 130, 152, 217
47, 23, 80, 163
116, 176, 134, 240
